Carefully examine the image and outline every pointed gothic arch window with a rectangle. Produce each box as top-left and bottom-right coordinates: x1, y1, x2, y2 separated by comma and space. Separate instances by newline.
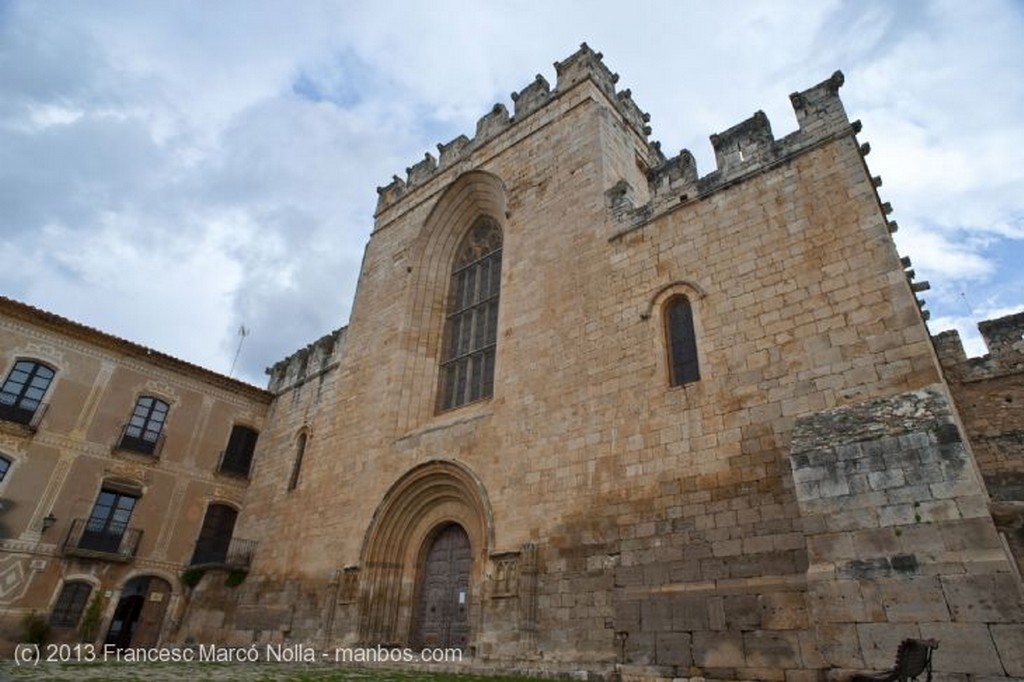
665, 295, 700, 386
438, 218, 502, 411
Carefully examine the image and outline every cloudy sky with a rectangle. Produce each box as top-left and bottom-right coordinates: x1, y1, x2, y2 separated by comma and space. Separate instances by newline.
1, 1, 1021, 386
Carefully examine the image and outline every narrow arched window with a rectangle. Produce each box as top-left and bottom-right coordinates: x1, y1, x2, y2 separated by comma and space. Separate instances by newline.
439, 218, 502, 411
0, 359, 54, 426
288, 432, 307, 492
665, 296, 700, 386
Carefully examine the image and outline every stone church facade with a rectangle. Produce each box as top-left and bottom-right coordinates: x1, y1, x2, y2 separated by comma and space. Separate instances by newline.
180, 45, 1024, 679
2, 45, 1024, 680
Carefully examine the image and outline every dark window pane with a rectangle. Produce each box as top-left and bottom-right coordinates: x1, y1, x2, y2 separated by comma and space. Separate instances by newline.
190, 504, 238, 565
80, 489, 138, 553
0, 360, 55, 424
50, 582, 92, 628
121, 396, 168, 453
666, 297, 700, 386
482, 349, 495, 398
221, 425, 258, 476
288, 433, 307, 492
454, 358, 468, 402
469, 354, 483, 401
439, 218, 502, 410
473, 306, 486, 351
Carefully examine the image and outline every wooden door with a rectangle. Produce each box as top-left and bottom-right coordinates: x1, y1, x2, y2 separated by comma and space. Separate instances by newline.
413, 524, 471, 650
131, 577, 171, 647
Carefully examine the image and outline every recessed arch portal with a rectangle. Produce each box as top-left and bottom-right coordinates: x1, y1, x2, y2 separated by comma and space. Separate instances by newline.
105, 575, 172, 649
357, 459, 492, 647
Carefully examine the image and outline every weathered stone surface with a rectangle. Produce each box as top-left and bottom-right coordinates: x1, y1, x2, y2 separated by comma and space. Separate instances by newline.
877, 576, 949, 623
723, 594, 760, 628
927, 623, 1005, 675
941, 574, 1022, 623
671, 595, 709, 631
759, 592, 809, 630
655, 631, 692, 667
807, 581, 879, 623
856, 623, 921, 670
934, 312, 1024, 582
990, 624, 1024, 677
693, 632, 745, 668
814, 623, 865, 668
743, 630, 802, 668
233, 605, 293, 632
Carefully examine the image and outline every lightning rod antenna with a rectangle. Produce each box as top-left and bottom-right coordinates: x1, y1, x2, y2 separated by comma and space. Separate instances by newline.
959, 291, 975, 320
229, 325, 250, 378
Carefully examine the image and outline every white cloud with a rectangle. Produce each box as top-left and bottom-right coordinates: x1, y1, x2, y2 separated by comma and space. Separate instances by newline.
0, 0, 1021, 387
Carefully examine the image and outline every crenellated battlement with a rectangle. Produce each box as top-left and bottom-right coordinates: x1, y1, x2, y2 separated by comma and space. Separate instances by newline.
510, 74, 551, 120
375, 46, 863, 230
266, 326, 347, 394
374, 43, 652, 215
633, 70, 854, 222
934, 311, 1024, 382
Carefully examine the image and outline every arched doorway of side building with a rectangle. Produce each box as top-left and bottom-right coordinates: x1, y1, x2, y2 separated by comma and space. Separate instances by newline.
412, 522, 472, 650
104, 575, 171, 649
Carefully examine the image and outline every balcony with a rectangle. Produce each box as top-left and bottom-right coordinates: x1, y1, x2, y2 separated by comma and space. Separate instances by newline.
113, 424, 165, 457
189, 537, 257, 570
62, 518, 142, 562
0, 399, 48, 433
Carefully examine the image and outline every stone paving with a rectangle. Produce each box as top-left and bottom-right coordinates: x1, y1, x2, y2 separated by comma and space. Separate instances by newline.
0, 661, 543, 682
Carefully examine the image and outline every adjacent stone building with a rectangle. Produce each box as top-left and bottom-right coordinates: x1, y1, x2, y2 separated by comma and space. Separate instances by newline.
934, 313, 1024, 578
3, 44, 1023, 681
0, 296, 271, 651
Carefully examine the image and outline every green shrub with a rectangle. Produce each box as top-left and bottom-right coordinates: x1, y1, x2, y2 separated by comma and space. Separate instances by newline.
21, 611, 50, 645
225, 569, 248, 588
79, 592, 104, 641
181, 568, 205, 588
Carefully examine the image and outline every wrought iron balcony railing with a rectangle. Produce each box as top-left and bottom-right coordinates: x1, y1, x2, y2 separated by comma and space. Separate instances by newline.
189, 537, 257, 570
0, 399, 48, 432
113, 423, 165, 457
62, 518, 142, 562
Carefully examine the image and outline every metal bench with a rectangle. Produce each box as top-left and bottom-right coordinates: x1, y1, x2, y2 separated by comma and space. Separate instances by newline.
851, 638, 939, 682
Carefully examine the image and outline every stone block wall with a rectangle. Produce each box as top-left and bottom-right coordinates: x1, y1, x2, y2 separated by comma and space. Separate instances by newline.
934, 311, 1024, 615
934, 313, 1024, 502
178, 328, 344, 645
175, 45, 1024, 682
790, 384, 1023, 678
